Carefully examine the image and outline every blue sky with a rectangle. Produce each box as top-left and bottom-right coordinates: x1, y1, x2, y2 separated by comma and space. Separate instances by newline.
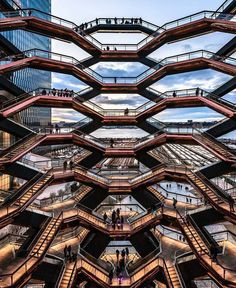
50, 0, 236, 124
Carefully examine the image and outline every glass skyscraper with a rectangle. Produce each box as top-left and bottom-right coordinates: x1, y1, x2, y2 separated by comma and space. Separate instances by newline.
0, 0, 52, 127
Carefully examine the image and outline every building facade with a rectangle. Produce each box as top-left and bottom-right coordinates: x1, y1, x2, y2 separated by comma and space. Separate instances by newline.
0, 0, 52, 127
0, 0, 52, 191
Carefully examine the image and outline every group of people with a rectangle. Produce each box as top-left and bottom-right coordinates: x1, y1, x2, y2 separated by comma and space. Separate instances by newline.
49, 146, 79, 158
77, 17, 144, 32
103, 208, 125, 229
172, 87, 204, 98
75, 17, 145, 51
178, 235, 186, 242
63, 160, 74, 171
186, 197, 193, 204
63, 245, 77, 262
119, 17, 143, 25
165, 183, 192, 202
109, 247, 130, 284
42, 88, 76, 97
103, 46, 119, 51
177, 183, 184, 189
105, 17, 143, 25
53, 122, 72, 133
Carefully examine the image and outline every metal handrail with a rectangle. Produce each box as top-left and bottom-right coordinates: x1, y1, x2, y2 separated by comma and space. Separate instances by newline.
80, 248, 112, 272
177, 210, 236, 279
61, 205, 106, 228
0, 213, 62, 285
2, 85, 233, 121
74, 164, 111, 184
2, 8, 77, 28
72, 117, 93, 130
137, 10, 236, 49
2, 172, 42, 205
166, 164, 232, 205
67, 260, 77, 288
161, 257, 175, 288
31, 214, 62, 257
157, 225, 185, 241
95, 202, 145, 214
0, 86, 92, 110
156, 183, 202, 204
0, 88, 42, 109
177, 210, 208, 254
78, 252, 110, 276
25, 217, 52, 254
1, 48, 235, 84
193, 128, 234, 155
127, 247, 160, 274
0, 132, 35, 156
195, 171, 232, 202
83, 17, 160, 32
174, 246, 193, 263
12, 169, 53, 208
211, 228, 236, 242
175, 260, 187, 288
202, 90, 236, 109
128, 163, 165, 184
2, 8, 235, 51
54, 261, 66, 288
188, 214, 213, 249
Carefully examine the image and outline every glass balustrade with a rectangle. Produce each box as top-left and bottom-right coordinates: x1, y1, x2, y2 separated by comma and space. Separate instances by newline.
99, 11, 236, 51
157, 184, 203, 205
1, 9, 235, 53
2, 8, 75, 28
75, 166, 111, 184
2, 85, 232, 119
147, 117, 167, 130
83, 100, 104, 114
4, 0, 22, 10
85, 18, 159, 32
135, 100, 157, 113
128, 165, 164, 184
215, 0, 235, 13
73, 117, 92, 129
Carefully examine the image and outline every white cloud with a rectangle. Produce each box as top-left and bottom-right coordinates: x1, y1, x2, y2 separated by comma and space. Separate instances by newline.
92, 62, 144, 73
52, 75, 64, 84
151, 71, 232, 93
50, 0, 229, 124
155, 108, 224, 122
